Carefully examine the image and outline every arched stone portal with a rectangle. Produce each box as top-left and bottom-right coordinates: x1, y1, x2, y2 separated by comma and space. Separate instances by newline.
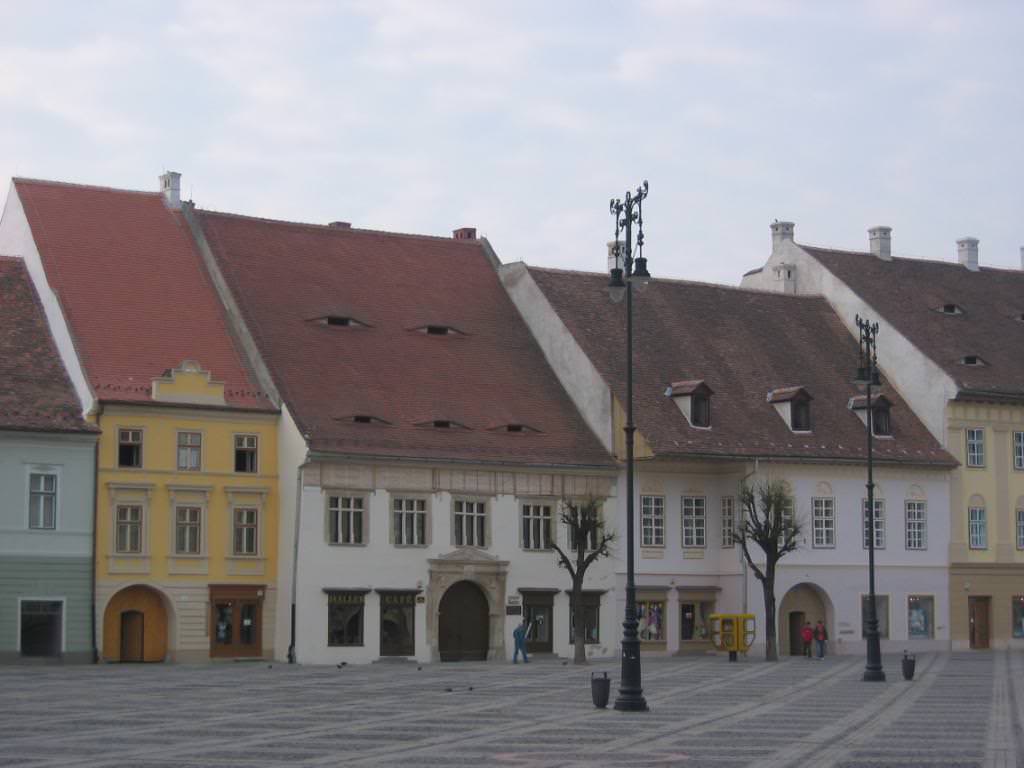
438, 580, 490, 661
102, 585, 170, 662
778, 582, 832, 656
427, 547, 509, 661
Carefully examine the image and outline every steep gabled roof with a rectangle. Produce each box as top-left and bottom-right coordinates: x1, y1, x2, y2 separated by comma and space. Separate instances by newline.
0, 256, 96, 434
195, 210, 613, 468
804, 246, 1024, 401
528, 267, 954, 467
12, 178, 271, 410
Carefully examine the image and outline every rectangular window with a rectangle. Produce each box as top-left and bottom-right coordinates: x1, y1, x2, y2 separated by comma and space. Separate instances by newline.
861, 594, 890, 638
1015, 432, 1024, 471
1013, 596, 1024, 639
175, 506, 201, 554
328, 495, 365, 545
907, 595, 934, 639
19, 600, 62, 657
177, 431, 202, 471
1017, 509, 1024, 550
721, 496, 735, 547
118, 429, 142, 468
568, 505, 600, 553
327, 591, 365, 646
454, 500, 487, 547
966, 427, 985, 467
812, 497, 835, 548
862, 499, 885, 549
969, 506, 987, 549
779, 497, 795, 535
681, 496, 706, 548
569, 593, 601, 644
115, 505, 142, 553
905, 501, 927, 550
233, 508, 259, 555
393, 498, 427, 547
521, 504, 552, 550
637, 600, 665, 642
641, 495, 665, 547
28, 473, 57, 530
234, 434, 258, 473
379, 592, 415, 656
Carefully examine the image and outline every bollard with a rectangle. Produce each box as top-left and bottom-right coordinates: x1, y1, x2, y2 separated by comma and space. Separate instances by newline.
901, 651, 916, 681
591, 671, 611, 708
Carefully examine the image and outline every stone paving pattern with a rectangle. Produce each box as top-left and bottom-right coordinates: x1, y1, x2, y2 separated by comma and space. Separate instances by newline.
1, 652, 1022, 767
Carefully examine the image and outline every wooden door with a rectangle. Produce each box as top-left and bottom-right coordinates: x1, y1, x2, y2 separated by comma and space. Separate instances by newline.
438, 581, 489, 661
210, 591, 263, 658
120, 610, 144, 662
969, 597, 990, 649
680, 603, 696, 641
788, 611, 806, 656
522, 594, 553, 653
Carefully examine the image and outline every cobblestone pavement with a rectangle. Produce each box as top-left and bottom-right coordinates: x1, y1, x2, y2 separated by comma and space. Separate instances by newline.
1, 652, 1021, 768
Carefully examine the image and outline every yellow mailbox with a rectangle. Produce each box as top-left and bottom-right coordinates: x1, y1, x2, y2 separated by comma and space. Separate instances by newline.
709, 613, 755, 661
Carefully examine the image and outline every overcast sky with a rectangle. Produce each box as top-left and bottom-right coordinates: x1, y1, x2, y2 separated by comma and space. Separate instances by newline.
2, 0, 1022, 284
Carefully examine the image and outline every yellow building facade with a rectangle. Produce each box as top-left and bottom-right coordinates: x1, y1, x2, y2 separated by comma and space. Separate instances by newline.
947, 400, 1024, 650
95, 363, 279, 662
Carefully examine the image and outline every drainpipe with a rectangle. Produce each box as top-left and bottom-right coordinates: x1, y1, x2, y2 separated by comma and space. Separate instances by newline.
739, 458, 760, 615
90, 404, 103, 663
287, 461, 304, 664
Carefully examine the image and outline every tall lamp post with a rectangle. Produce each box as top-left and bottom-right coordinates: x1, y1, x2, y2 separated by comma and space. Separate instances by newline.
608, 180, 650, 712
856, 315, 886, 682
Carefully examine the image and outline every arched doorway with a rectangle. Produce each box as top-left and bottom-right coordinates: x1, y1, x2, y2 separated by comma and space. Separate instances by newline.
438, 581, 489, 661
103, 585, 169, 662
779, 583, 830, 656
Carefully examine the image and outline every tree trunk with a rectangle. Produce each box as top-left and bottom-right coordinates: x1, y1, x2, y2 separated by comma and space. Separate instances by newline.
572, 575, 586, 664
762, 565, 778, 662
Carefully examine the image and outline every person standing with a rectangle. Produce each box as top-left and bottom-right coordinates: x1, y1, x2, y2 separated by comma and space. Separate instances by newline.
814, 620, 828, 659
513, 618, 532, 663
800, 622, 814, 658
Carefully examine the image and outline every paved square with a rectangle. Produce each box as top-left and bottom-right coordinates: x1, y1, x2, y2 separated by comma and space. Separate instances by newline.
2, 652, 1022, 767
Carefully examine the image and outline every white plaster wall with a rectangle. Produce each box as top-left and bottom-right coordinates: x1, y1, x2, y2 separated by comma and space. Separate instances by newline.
741, 238, 958, 445
0, 183, 94, 416
499, 262, 614, 453
274, 404, 307, 661
294, 484, 619, 665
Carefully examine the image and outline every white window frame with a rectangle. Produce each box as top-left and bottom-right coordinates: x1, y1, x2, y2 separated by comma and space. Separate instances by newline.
721, 496, 735, 548
174, 505, 203, 555
567, 502, 601, 553
812, 497, 835, 548
115, 504, 144, 554
862, 499, 885, 549
681, 496, 706, 548
1017, 508, 1024, 551
232, 506, 260, 556
521, 503, 552, 551
176, 431, 203, 472
905, 500, 927, 550
968, 506, 987, 550
27, 466, 59, 530
327, 494, 366, 546
641, 495, 665, 547
453, 498, 487, 548
16, 597, 66, 654
966, 427, 985, 467
117, 427, 144, 469
1014, 431, 1024, 471
393, 497, 428, 547
234, 434, 259, 474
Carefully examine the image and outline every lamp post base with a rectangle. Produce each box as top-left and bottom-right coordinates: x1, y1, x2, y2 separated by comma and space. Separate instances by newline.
614, 637, 649, 712
863, 667, 886, 682
863, 630, 885, 682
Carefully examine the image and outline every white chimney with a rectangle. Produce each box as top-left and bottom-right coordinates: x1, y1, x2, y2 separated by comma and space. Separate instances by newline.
607, 240, 623, 272
957, 237, 979, 271
868, 226, 892, 261
159, 171, 181, 209
770, 220, 795, 253
1019, 246, 1023, 270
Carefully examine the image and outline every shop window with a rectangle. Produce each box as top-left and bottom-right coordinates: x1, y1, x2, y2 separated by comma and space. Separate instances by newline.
20, 600, 62, 657
569, 593, 601, 645
327, 591, 365, 646
861, 594, 890, 639
1013, 596, 1024, 639
680, 600, 714, 641
908, 595, 934, 639
379, 592, 415, 656
637, 600, 664, 642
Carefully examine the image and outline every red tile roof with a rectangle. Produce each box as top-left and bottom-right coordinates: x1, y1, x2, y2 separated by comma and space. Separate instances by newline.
12, 179, 272, 410
0, 256, 96, 433
528, 267, 954, 467
805, 246, 1024, 401
195, 210, 613, 468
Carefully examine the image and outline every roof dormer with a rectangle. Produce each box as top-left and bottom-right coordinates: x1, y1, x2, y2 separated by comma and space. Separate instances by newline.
935, 303, 964, 316
848, 394, 893, 437
335, 414, 392, 426
416, 418, 470, 430
768, 386, 813, 432
665, 380, 713, 429
960, 355, 987, 367
411, 324, 465, 336
308, 312, 370, 328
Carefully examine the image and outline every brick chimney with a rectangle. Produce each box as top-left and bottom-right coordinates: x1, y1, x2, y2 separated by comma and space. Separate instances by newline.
770, 220, 795, 252
868, 226, 892, 261
452, 227, 476, 240
328, 221, 351, 229
957, 237, 979, 271
159, 171, 181, 209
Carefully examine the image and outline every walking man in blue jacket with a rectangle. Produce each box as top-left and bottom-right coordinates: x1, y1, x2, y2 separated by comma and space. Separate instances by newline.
513, 618, 532, 663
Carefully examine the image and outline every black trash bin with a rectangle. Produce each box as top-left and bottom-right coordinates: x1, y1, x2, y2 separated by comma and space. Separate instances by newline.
591, 672, 611, 708
902, 651, 916, 681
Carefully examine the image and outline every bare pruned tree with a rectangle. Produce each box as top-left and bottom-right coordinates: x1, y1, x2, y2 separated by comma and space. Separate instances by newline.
550, 498, 615, 664
736, 480, 801, 661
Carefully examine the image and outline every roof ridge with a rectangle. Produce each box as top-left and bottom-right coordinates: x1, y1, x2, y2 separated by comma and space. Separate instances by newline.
13, 176, 163, 198
801, 242, 1024, 275
196, 207, 482, 246
524, 263, 828, 300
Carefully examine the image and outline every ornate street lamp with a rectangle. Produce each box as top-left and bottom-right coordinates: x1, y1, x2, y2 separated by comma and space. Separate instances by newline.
609, 180, 650, 712
855, 314, 885, 682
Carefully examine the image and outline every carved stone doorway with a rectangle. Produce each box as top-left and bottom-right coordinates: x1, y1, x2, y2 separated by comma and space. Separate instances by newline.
427, 547, 509, 661
438, 580, 489, 661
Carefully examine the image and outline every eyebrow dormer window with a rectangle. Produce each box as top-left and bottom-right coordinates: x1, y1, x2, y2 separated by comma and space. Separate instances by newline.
939, 303, 964, 315
336, 414, 391, 426
314, 315, 368, 328
416, 418, 469, 430
413, 324, 464, 336
961, 355, 986, 366
791, 399, 811, 431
